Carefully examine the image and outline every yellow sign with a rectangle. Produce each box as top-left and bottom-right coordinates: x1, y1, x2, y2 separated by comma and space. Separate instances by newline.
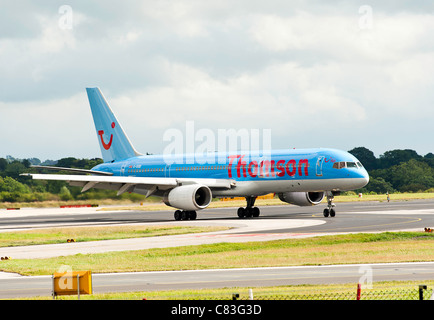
52, 270, 92, 298
220, 193, 275, 201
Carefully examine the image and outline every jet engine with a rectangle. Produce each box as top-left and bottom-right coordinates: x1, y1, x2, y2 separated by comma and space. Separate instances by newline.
163, 184, 212, 211
278, 191, 325, 206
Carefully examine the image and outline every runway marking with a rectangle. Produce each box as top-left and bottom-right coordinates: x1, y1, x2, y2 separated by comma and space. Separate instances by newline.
350, 209, 434, 215
309, 215, 422, 232
189, 233, 312, 238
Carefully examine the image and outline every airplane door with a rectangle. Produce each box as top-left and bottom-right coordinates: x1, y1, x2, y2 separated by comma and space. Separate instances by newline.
316, 156, 325, 176
165, 164, 171, 177
121, 164, 127, 176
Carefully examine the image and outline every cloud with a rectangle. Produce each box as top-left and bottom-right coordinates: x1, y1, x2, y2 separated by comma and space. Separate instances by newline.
105, 59, 368, 148
1, 1, 434, 159
0, 92, 97, 159
249, 11, 434, 62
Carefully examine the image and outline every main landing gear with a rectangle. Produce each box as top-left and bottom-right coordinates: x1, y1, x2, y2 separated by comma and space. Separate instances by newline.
237, 196, 260, 218
174, 210, 197, 221
323, 192, 336, 218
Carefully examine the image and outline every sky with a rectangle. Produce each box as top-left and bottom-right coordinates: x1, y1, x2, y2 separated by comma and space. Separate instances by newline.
1, 1, 434, 161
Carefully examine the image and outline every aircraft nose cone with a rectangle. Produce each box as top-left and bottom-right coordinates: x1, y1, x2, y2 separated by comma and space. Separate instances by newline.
356, 171, 369, 188
361, 175, 369, 187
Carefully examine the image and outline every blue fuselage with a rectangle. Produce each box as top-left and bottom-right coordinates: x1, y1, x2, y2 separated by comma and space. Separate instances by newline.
92, 148, 369, 196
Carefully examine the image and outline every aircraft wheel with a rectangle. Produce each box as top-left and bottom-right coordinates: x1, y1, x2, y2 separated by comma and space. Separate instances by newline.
237, 207, 246, 218
181, 211, 189, 220
189, 211, 197, 220
252, 207, 260, 217
174, 210, 182, 221
323, 208, 330, 218
330, 208, 336, 217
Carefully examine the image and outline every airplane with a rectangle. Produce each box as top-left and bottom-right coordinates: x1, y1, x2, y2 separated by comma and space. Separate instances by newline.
23, 87, 369, 220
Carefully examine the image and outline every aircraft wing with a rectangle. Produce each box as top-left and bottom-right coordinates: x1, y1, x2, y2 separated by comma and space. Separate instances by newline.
21, 173, 234, 197
30, 165, 113, 176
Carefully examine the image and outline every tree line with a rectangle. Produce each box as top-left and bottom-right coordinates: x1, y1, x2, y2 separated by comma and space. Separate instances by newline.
0, 147, 433, 203
348, 147, 434, 194
0, 156, 144, 203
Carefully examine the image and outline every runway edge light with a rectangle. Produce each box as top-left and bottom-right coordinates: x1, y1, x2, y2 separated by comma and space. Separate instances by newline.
52, 270, 92, 299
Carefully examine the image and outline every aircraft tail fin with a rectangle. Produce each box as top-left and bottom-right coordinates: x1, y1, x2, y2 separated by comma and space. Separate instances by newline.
86, 87, 142, 163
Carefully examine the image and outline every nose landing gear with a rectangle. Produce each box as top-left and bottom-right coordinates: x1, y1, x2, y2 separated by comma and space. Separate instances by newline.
323, 192, 336, 217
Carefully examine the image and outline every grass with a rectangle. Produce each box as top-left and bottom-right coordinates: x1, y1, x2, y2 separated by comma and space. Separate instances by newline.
0, 225, 228, 247
0, 198, 129, 209
1, 231, 434, 276
335, 192, 434, 202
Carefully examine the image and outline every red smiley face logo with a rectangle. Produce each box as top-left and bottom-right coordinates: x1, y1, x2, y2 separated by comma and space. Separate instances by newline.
98, 122, 115, 150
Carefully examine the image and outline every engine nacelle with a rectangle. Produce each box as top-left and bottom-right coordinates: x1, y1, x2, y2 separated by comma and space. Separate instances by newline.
278, 191, 325, 206
163, 184, 212, 211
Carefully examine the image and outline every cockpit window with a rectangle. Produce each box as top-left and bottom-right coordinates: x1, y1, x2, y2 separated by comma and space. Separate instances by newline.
333, 162, 346, 169
346, 162, 357, 168
333, 161, 361, 169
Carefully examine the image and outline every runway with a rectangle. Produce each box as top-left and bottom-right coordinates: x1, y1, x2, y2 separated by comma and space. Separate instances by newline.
1, 199, 434, 298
